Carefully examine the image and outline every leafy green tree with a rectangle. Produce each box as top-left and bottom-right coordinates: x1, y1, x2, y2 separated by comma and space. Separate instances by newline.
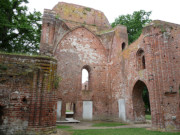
112, 10, 152, 44
0, 0, 42, 53
142, 86, 150, 114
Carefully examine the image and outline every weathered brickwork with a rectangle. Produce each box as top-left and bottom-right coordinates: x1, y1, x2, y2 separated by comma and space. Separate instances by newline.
39, 2, 180, 131
108, 21, 180, 130
0, 2, 176, 133
0, 2, 179, 134
0, 53, 57, 135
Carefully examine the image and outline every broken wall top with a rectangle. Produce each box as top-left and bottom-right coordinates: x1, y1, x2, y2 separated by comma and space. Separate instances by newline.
121, 20, 180, 60
52, 2, 111, 31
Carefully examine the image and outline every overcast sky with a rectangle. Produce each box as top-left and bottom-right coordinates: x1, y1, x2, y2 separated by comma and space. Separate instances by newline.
28, 0, 180, 24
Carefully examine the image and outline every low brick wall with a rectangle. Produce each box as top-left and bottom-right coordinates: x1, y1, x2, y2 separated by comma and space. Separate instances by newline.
0, 53, 57, 135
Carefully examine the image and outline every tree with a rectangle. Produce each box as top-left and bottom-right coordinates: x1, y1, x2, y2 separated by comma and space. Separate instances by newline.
142, 86, 150, 114
111, 10, 152, 44
0, 0, 42, 53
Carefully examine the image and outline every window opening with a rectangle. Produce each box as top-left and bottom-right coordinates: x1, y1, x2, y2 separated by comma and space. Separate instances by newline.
122, 42, 126, 51
82, 69, 89, 90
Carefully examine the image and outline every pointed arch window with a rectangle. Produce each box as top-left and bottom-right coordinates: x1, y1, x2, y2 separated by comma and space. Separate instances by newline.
81, 65, 91, 90
137, 49, 146, 70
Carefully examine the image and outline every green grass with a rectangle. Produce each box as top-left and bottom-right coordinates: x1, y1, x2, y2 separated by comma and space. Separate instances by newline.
146, 115, 151, 120
92, 122, 127, 127
56, 125, 72, 129
66, 110, 72, 112
70, 128, 179, 135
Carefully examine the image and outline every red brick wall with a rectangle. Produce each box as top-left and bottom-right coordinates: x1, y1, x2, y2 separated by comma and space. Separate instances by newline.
110, 21, 180, 130
54, 27, 109, 120
52, 2, 111, 31
0, 54, 57, 134
40, 2, 180, 131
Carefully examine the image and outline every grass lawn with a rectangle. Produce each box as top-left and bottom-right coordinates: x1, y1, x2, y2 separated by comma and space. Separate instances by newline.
57, 125, 72, 129
70, 128, 179, 135
145, 114, 151, 120
92, 122, 127, 127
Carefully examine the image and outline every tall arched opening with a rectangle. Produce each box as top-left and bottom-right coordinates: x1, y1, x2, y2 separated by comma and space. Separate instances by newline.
81, 65, 91, 91
132, 80, 151, 123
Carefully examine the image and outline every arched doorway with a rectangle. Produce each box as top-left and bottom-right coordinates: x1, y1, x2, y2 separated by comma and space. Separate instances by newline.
132, 80, 151, 122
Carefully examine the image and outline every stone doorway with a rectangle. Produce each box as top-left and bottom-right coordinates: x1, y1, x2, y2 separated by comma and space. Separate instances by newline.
66, 102, 75, 118
132, 80, 151, 123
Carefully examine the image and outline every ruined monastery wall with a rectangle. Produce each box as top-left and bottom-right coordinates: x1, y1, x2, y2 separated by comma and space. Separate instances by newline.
0, 53, 57, 135
1, 2, 179, 134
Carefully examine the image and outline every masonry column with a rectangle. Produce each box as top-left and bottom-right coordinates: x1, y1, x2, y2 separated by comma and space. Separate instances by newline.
40, 9, 56, 56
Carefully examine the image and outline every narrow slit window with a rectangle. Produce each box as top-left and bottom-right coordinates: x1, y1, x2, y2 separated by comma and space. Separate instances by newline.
142, 55, 145, 69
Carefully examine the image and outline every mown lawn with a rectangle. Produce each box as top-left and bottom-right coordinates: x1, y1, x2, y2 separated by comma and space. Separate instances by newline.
92, 122, 127, 127
71, 128, 179, 135
57, 125, 72, 129
145, 115, 151, 120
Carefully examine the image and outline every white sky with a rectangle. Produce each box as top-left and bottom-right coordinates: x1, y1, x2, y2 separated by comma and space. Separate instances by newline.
82, 69, 88, 83
28, 0, 180, 24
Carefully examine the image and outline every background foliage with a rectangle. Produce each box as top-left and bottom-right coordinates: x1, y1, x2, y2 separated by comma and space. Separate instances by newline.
0, 0, 41, 53
112, 10, 152, 44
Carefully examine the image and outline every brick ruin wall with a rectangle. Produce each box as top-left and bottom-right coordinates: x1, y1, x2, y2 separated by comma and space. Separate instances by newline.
54, 27, 110, 120
39, 2, 180, 131
110, 21, 180, 130
40, 2, 113, 120
0, 54, 57, 135
0, 2, 179, 133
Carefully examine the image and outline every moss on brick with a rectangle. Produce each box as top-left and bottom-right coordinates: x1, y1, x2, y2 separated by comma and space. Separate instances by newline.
0, 64, 7, 70
84, 7, 91, 12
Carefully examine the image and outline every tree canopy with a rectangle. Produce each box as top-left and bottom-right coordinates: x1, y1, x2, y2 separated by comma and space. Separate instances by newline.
142, 86, 151, 113
111, 10, 152, 44
0, 0, 42, 53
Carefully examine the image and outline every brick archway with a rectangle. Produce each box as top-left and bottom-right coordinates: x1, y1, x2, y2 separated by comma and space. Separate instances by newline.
132, 80, 150, 122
